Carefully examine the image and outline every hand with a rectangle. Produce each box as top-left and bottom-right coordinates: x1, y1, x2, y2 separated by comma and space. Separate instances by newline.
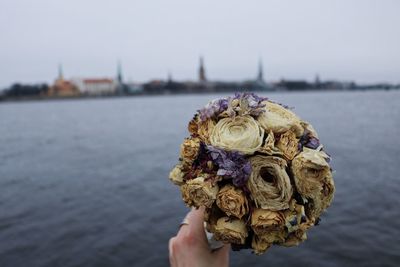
169, 207, 230, 267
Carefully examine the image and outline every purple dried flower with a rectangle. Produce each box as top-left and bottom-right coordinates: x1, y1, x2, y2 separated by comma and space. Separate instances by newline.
205, 145, 252, 187
306, 137, 320, 149
218, 98, 229, 110
233, 92, 268, 107
198, 98, 229, 121
197, 93, 269, 121
232, 92, 268, 117
299, 130, 321, 150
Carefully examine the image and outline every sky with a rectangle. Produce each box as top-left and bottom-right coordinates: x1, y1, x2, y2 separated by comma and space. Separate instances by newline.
0, 0, 399, 88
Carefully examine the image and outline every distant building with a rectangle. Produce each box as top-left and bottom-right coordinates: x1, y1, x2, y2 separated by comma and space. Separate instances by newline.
275, 79, 311, 90
314, 73, 321, 89
125, 82, 143, 94
199, 56, 207, 82
47, 64, 80, 97
143, 80, 167, 94
257, 58, 264, 83
115, 61, 126, 95
48, 80, 79, 97
72, 78, 117, 95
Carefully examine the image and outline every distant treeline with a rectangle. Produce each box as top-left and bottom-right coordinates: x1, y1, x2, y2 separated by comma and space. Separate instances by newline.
1, 80, 398, 101
1, 83, 49, 98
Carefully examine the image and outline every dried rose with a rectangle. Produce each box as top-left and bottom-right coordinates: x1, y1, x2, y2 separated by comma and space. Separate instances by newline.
188, 114, 199, 137
204, 204, 225, 233
257, 230, 286, 244
283, 202, 314, 233
169, 164, 185, 185
213, 217, 248, 244
180, 137, 201, 166
291, 148, 335, 218
291, 148, 331, 197
220, 92, 268, 118
252, 235, 272, 255
306, 172, 335, 219
198, 119, 216, 144
180, 177, 219, 208
258, 130, 283, 156
216, 185, 249, 219
247, 156, 293, 210
251, 208, 285, 235
210, 115, 264, 155
276, 130, 299, 160
279, 230, 307, 247
257, 101, 303, 137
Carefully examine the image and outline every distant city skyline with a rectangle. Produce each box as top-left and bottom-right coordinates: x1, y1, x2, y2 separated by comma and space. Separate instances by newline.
1, 0, 400, 88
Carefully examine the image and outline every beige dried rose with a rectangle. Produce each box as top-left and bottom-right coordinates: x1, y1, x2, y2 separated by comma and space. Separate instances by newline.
252, 235, 272, 255
283, 202, 316, 234
204, 204, 225, 233
216, 185, 249, 219
210, 115, 264, 155
198, 119, 216, 143
258, 130, 283, 156
180, 177, 219, 208
307, 172, 335, 219
213, 217, 248, 244
180, 137, 201, 166
276, 130, 299, 160
291, 147, 335, 218
279, 230, 307, 247
257, 101, 303, 137
169, 164, 185, 185
319, 172, 335, 211
247, 156, 293, 210
251, 208, 285, 235
291, 148, 331, 197
257, 230, 287, 244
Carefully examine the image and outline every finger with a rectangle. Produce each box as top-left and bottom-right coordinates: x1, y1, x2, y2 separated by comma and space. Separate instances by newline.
168, 237, 176, 266
186, 207, 207, 242
176, 211, 191, 236
213, 244, 230, 266
176, 207, 207, 244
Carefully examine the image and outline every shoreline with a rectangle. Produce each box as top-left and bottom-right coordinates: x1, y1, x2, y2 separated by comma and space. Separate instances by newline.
0, 87, 396, 104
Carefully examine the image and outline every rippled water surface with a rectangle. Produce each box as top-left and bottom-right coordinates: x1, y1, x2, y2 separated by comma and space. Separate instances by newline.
0, 90, 399, 267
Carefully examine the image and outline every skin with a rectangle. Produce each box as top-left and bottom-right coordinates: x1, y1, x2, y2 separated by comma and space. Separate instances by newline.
169, 207, 230, 267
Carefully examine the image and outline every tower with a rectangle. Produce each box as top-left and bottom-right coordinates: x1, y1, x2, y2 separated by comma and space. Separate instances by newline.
117, 61, 123, 84
58, 63, 64, 81
199, 56, 206, 82
315, 73, 321, 87
257, 58, 264, 82
115, 61, 125, 95
167, 71, 173, 83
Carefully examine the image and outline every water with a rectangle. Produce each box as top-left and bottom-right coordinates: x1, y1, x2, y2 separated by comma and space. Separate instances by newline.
0, 90, 399, 267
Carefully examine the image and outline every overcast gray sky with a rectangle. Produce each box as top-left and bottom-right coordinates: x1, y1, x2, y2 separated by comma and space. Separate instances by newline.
1, 0, 399, 88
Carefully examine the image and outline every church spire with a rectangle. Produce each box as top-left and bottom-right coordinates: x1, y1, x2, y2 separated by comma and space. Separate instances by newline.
257, 58, 263, 82
117, 61, 123, 84
58, 63, 64, 80
167, 71, 173, 83
199, 56, 206, 82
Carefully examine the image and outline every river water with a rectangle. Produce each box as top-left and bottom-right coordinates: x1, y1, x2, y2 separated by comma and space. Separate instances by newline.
0, 90, 399, 267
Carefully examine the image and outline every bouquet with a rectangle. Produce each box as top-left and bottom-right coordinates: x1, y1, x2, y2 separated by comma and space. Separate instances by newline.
169, 93, 335, 255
